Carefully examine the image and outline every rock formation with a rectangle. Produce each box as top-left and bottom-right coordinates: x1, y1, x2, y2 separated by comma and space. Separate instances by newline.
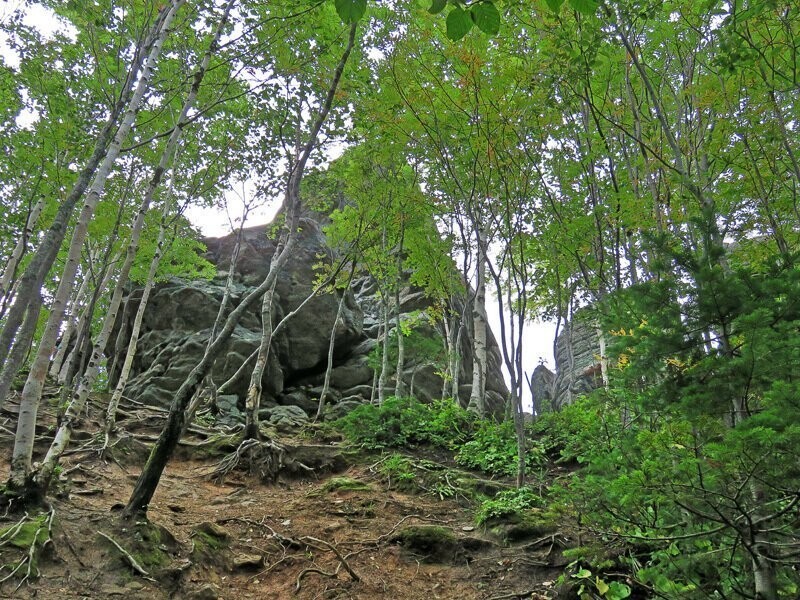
109, 216, 509, 422
532, 314, 602, 412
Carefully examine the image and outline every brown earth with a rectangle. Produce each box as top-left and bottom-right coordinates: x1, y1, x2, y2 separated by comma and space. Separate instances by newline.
0, 393, 573, 600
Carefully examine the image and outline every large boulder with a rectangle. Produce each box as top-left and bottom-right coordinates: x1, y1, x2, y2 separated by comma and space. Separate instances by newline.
111, 219, 362, 408
110, 214, 510, 420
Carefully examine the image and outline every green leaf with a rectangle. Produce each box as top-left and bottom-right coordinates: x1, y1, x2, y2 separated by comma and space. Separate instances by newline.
575, 568, 592, 579
596, 577, 610, 595
334, 0, 366, 23
606, 581, 632, 600
569, 0, 600, 15
428, 0, 447, 14
446, 6, 473, 40
546, 0, 565, 12
470, 2, 500, 35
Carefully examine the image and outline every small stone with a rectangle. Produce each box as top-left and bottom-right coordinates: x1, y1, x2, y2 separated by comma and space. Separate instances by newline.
189, 583, 220, 600
233, 553, 263, 569
194, 521, 231, 542
461, 526, 475, 532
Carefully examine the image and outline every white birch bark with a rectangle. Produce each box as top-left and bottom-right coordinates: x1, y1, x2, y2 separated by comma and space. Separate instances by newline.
377, 295, 390, 405
316, 261, 356, 421
49, 275, 91, 382
8, 0, 185, 488
467, 227, 488, 416
0, 198, 45, 315
243, 272, 278, 439
55, 249, 121, 395
104, 205, 171, 438
105, 0, 236, 438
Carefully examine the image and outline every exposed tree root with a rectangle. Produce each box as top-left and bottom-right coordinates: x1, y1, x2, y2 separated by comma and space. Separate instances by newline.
96, 530, 155, 581
0, 507, 55, 589
209, 438, 286, 483
293, 535, 360, 592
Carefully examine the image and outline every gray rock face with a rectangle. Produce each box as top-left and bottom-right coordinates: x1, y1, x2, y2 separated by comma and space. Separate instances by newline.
534, 313, 602, 411
110, 214, 509, 421
529, 364, 554, 414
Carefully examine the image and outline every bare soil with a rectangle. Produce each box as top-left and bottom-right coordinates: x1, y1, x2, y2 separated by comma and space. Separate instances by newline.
0, 394, 572, 600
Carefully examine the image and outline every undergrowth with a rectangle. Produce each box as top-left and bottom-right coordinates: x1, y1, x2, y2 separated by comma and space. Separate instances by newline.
334, 396, 543, 479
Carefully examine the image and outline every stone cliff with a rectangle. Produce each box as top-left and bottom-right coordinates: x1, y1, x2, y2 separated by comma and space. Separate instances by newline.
110, 217, 509, 423
530, 313, 602, 412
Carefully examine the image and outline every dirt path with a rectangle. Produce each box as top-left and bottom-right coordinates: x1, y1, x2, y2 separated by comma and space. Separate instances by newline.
0, 398, 565, 599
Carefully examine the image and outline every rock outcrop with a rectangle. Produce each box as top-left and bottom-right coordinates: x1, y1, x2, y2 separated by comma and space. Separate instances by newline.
533, 314, 602, 412
110, 216, 509, 421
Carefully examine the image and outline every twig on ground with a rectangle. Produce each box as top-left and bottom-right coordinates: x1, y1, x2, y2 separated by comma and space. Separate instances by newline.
486, 591, 540, 600
96, 531, 154, 581
295, 566, 337, 592
0, 508, 55, 590
301, 536, 360, 582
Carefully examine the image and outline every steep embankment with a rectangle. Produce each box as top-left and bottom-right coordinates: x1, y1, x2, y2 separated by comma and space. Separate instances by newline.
0, 393, 574, 600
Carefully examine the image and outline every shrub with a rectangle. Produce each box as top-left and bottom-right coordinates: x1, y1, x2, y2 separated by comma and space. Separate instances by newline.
475, 486, 543, 524
335, 396, 473, 450
455, 420, 520, 477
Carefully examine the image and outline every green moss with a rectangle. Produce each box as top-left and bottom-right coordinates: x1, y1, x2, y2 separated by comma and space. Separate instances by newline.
0, 513, 52, 578
190, 522, 231, 565
395, 526, 463, 564
1, 514, 50, 549
192, 433, 239, 460
398, 525, 455, 544
130, 522, 170, 569
485, 511, 556, 545
319, 477, 371, 493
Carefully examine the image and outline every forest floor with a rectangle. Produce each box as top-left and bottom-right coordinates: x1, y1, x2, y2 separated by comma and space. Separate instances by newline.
0, 392, 577, 600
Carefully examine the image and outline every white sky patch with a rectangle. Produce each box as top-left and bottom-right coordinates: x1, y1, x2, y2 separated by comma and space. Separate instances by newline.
0, 2, 78, 69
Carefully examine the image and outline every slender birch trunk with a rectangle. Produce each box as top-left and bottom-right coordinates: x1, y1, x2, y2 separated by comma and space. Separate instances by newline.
105, 0, 237, 438
377, 294, 391, 404
49, 275, 91, 382
393, 253, 406, 397
104, 201, 173, 440
0, 7, 163, 381
0, 198, 45, 319
243, 271, 279, 440
0, 295, 42, 408
467, 228, 488, 416
5, 1, 185, 492
123, 22, 358, 519
316, 261, 356, 421
451, 317, 464, 402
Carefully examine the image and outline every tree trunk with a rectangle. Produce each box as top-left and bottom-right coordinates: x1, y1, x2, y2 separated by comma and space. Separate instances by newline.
316, 261, 356, 421
104, 207, 172, 439
0, 295, 42, 408
467, 228, 488, 416
0, 3, 167, 382
377, 295, 391, 404
393, 243, 406, 397
105, 0, 237, 436
122, 22, 358, 519
0, 198, 45, 319
6, 0, 185, 491
49, 274, 91, 382
243, 272, 279, 440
